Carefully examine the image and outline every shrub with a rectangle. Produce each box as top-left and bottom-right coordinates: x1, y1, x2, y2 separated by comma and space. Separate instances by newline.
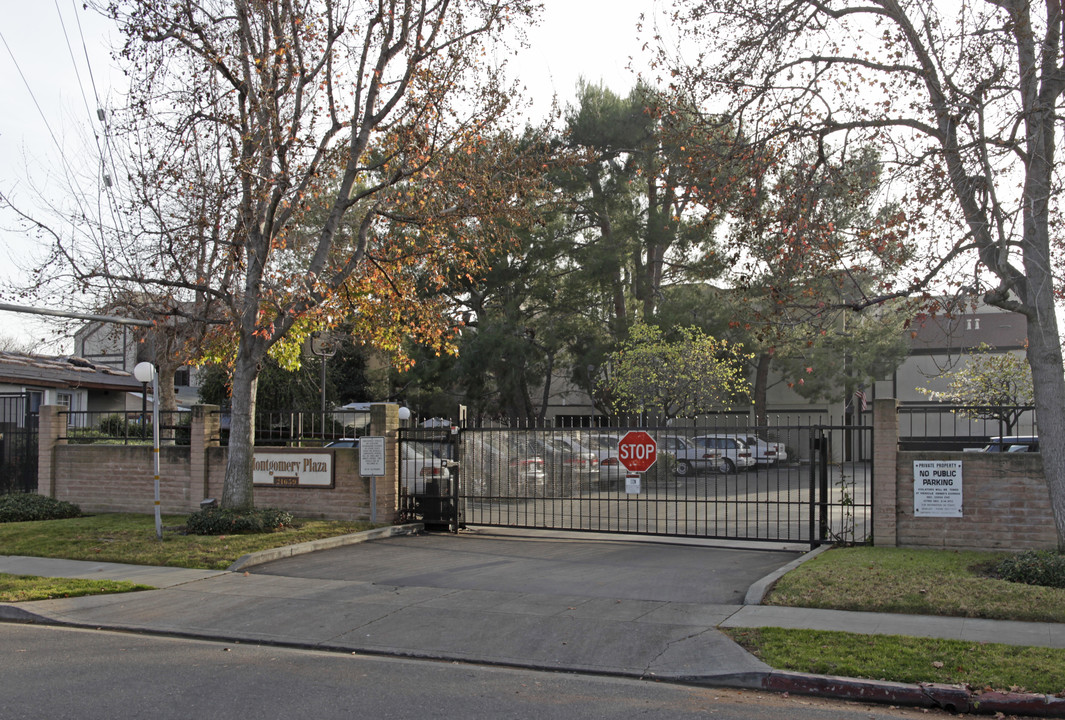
97, 414, 152, 440
0, 493, 82, 523
996, 550, 1065, 589
185, 507, 295, 535
647, 451, 678, 484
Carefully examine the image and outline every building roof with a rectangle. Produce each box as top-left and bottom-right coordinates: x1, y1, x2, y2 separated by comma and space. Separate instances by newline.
0, 351, 142, 392
908, 309, 1027, 354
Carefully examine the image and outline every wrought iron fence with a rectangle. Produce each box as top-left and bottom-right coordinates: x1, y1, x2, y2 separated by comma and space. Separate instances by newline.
58, 410, 192, 446
898, 404, 1037, 451
213, 408, 372, 447
0, 394, 37, 493
400, 417, 873, 546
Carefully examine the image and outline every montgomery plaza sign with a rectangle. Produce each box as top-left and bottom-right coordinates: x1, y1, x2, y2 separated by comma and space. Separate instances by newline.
253, 450, 334, 488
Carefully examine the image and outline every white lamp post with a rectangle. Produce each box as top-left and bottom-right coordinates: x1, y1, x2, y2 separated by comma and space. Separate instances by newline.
133, 362, 162, 540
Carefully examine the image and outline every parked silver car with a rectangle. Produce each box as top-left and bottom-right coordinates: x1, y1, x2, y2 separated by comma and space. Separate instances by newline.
657, 434, 723, 476
691, 434, 755, 473
464, 434, 548, 496
574, 434, 625, 488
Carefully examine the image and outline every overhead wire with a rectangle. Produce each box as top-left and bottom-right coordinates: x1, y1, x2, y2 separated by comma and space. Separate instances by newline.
0, 25, 96, 233
57, 0, 130, 241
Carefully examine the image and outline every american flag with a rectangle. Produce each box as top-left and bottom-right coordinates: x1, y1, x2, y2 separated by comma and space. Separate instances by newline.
854, 388, 868, 412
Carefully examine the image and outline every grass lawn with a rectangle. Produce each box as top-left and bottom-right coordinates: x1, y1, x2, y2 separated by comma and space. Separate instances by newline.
0, 513, 377, 570
728, 545, 1065, 694
763, 546, 1065, 623
0, 574, 153, 603
726, 627, 1065, 695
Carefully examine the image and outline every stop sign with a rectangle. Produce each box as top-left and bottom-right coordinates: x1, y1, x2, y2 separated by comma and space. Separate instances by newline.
618, 430, 657, 472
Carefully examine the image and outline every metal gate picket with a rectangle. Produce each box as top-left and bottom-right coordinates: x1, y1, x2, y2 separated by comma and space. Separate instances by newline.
444, 423, 873, 547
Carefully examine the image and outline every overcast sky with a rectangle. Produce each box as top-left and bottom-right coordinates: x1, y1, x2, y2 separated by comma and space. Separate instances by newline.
0, 1, 660, 354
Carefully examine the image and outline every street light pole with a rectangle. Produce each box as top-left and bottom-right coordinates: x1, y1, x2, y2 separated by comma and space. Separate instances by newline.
134, 362, 162, 540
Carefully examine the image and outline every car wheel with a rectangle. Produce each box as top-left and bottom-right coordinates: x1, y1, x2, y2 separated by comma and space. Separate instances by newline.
676, 460, 693, 477
717, 458, 736, 474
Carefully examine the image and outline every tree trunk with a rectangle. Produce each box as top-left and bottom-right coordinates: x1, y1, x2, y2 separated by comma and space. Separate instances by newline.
1024, 311, 1065, 549
155, 361, 180, 446
753, 353, 771, 426
221, 347, 260, 511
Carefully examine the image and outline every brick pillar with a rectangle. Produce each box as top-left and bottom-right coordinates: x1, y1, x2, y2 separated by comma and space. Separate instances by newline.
37, 405, 65, 497
872, 397, 899, 547
370, 403, 400, 523
190, 405, 220, 502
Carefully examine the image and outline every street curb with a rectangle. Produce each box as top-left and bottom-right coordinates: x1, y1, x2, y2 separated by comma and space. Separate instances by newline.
757, 671, 1065, 717
7, 607, 1062, 719
744, 544, 830, 605
226, 523, 424, 572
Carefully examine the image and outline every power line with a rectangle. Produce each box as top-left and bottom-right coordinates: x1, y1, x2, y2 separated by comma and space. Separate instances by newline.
0, 24, 96, 234
0, 29, 67, 164
58, 0, 129, 241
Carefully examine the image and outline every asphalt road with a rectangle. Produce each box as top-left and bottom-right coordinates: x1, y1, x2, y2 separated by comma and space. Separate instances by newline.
1, 624, 975, 720
251, 530, 799, 605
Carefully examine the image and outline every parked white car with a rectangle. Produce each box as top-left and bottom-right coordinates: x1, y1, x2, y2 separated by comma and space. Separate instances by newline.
691, 434, 756, 473
657, 434, 723, 476
402, 442, 450, 494
575, 434, 625, 488
578, 433, 723, 481
740, 435, 788, 465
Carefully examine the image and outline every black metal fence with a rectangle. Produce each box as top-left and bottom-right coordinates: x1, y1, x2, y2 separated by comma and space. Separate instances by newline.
59, 410, 193, 446
400, 418, 873, 547
0, 394, 37, 494
898, 405, 1037, 451
211, 408, 372, 447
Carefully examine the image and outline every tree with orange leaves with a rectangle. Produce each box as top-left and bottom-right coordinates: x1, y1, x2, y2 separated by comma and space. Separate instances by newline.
41, 0, 542, 510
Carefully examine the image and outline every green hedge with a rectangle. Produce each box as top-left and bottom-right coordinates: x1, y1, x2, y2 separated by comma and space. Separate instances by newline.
0, 493, 82, 523
996, 550, 1065, 589
185, 507, 295, 535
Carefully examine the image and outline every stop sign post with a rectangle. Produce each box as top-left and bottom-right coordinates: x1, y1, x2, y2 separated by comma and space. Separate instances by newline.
618, 430, 657, 473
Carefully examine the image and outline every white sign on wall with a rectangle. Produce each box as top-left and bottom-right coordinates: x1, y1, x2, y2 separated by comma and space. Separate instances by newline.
913, 460, 963, 517
253, 451, 333, 487
625, 473, 641, 495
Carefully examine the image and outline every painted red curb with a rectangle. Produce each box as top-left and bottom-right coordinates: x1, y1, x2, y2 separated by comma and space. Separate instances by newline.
766, 672, 1065, 717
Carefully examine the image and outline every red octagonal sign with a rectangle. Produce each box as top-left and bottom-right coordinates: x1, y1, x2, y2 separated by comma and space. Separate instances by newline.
618, 430, 657, 473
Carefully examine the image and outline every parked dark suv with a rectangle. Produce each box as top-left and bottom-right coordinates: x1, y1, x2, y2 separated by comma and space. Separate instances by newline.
976, 435, 1039, 452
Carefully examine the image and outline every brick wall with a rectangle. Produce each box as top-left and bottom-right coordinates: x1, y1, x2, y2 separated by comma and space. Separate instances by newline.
872, 399, 1056, 551
41, 403, 400, 523
894, 451, 1055, 551
54, 445, 192, 514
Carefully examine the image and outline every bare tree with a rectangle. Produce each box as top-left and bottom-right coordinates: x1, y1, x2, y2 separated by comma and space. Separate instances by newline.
664, 0, 1065, 545
28, 0, 539, 510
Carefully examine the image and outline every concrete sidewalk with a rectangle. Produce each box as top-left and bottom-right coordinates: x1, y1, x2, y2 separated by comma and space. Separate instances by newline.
2, 535, 1065, 717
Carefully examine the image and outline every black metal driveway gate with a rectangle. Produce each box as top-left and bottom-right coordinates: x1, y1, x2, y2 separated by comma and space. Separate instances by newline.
401, 422, 872, 547
0, 394, 39, 494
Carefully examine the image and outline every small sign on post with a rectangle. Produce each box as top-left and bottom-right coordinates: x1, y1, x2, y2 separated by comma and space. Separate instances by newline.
360, 436, 386, 524
359, 436, 386, 477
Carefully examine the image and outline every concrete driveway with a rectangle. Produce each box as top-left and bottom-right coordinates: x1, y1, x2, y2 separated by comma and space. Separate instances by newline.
252, 528, 802, 605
